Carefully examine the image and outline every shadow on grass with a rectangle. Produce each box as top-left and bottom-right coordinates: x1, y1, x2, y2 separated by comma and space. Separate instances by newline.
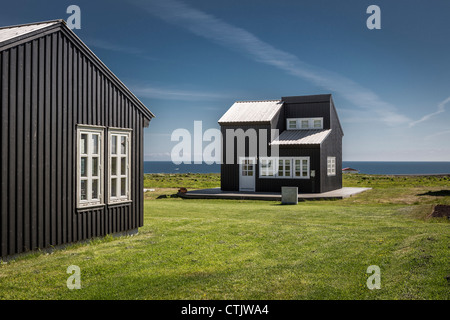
417, 190, 450, 197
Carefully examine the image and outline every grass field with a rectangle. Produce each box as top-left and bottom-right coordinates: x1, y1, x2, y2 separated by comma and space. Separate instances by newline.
0, 174, 449, 299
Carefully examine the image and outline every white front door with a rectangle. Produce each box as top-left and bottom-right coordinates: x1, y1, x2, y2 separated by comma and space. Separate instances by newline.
239, 157, 256, 192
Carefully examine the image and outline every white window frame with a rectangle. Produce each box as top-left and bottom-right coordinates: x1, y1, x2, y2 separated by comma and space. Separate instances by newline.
260, 158, 276, 177
294, 158, 310, 179
311, 118, 323, 129
287, 119, 298, 130
108, 128, 132, 204
327, 156, 336, 176
286, 118, 323, 130
77, 125, 105, 208
277, 158, 292, 178
259, 157, 310, 179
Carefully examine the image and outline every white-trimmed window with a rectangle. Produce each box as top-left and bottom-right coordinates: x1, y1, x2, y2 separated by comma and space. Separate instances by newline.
278, 158, 292, 177
312, 118, 323, 129
327, 156, 336, 176
260, 158, 276, 177
241, 159, 254, 177
294, 158, 310, 178
288, 119, 297, 129
260, 157, 310, 179
286, 118, 323, 130
300, 119, 309, 129
108, 129, 131, 203
77, 126, 104, 208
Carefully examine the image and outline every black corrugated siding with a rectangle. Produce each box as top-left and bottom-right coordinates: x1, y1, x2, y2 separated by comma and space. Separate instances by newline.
1, 29, 147, 258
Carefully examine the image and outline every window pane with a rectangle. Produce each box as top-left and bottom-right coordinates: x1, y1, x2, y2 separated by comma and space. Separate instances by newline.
121, 178, 126, 196
289, 120, 296, 129
295, 160, 300, 176
111, 136, 117, 155
81, 157, 87, 177
111, 178, 117, 197
301, 120, 309, 129
111, 157, 117, 176
121, 136, 127, 155
92, 135, 99, 154
92, 157, 99, 177
80, 134, 88, 154
314, 120, 321, 128
121, 157, 126, 175
80, 180, 87, 200
92, 179, 98, 199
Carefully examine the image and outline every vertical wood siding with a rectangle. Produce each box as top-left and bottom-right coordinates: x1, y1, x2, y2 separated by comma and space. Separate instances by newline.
1, 30, 147, 258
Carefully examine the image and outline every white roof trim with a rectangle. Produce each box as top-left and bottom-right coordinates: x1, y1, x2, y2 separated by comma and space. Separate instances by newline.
271, 129, 332, 145
0, 21, 59, 44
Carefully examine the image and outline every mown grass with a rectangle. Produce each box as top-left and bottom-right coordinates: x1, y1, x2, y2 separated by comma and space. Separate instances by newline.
0, 174, 449, 300
144, 173, 220, 189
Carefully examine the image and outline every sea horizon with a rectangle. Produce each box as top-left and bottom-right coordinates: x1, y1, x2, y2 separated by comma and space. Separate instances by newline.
143, 161, 450, 175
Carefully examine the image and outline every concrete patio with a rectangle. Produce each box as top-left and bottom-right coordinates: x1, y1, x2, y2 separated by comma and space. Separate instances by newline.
177, 187, 371, 201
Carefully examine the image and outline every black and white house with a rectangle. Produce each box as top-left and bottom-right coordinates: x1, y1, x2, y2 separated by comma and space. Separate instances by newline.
0, 20, 154, 258
218, 94, 343, 193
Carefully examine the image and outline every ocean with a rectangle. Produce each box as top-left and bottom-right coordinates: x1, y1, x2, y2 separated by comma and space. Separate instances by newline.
144, 161, 450, 175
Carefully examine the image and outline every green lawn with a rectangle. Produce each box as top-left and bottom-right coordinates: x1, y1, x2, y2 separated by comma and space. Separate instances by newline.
0, 174, 449, 299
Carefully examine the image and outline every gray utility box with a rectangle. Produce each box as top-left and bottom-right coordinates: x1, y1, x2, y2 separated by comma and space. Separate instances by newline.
281, 187, 298, 205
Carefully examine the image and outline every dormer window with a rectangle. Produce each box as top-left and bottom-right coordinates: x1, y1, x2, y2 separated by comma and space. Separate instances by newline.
287, 118, 323, 130
313, 119, 322, 128
288, 120, 297, 129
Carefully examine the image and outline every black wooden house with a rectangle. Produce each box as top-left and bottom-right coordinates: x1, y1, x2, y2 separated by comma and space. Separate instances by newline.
218, 94, 343, 193
0, 20, 154, 258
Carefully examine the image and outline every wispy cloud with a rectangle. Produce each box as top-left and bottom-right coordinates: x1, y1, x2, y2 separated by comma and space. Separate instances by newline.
132, 85, 230, 101
425, 129, 450, 140
132, 0, 411, 126
409, 96, 450, 127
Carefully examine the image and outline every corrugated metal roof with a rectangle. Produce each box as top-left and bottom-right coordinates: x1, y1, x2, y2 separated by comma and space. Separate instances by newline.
271, 129, 331, 145
0, 21, 59, 44
218, 100, 283, 124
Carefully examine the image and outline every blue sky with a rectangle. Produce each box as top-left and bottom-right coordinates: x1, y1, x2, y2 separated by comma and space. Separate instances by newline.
2, 0, 450, 161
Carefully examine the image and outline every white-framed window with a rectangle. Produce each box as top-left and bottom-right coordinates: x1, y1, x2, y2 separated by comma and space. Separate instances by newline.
278, 158, 292, 177
108, 129, 131, 203
260, 158, 276, 177
260, 157, 310, 179
288, 119, 297, 129
286, 118, 323, 130
312, 118, 323, 129
300, 119, 309, 129
327, 156, 336, 176
294, 158, 310, 178
77, 125, 104, 208
241, 158, 255, 177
